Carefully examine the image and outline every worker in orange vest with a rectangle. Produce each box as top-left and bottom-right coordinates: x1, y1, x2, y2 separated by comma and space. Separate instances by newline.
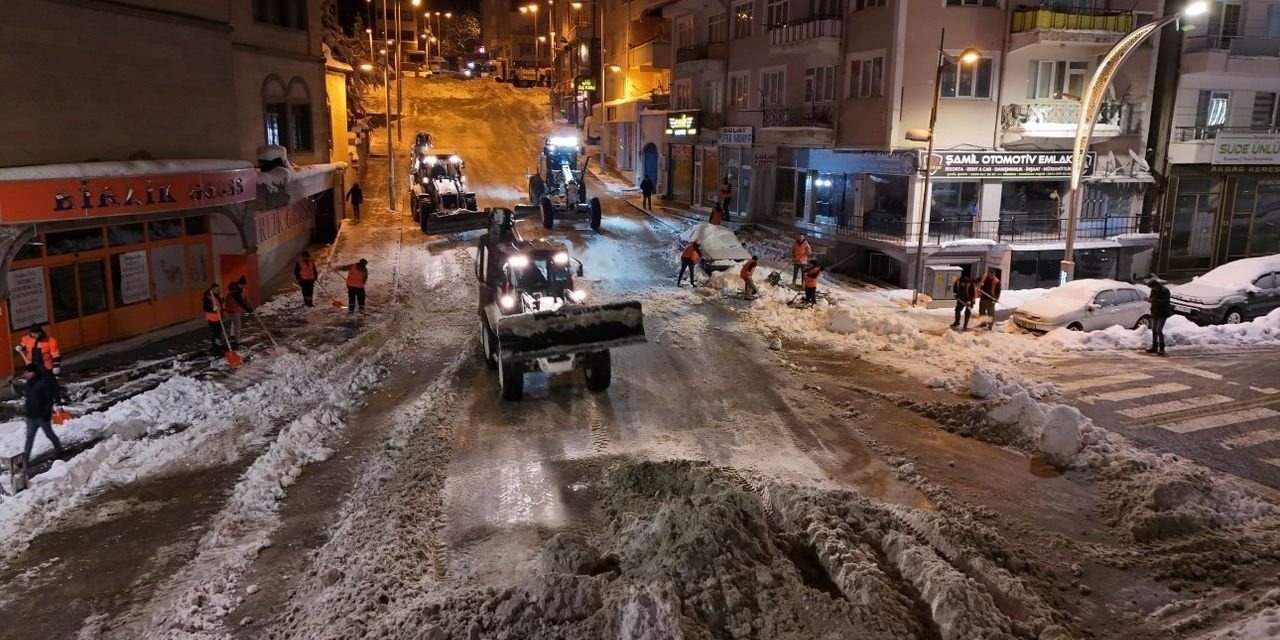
335, 258, 369, 314
16, 323, 62, 377
294, 251, 318, 307
223, 276, 254, 346
791, 235, 811, 286
202, 283, 225, 355
802, 261, 822, 306
677, 242, 701, 287
740, 255, 759, 298
709, 204, 724, 226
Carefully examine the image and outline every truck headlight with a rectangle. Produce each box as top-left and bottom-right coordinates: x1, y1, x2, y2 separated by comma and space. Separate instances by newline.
553, 252, 569, 265
508, 255, 530, 269
500, 294, 516, 309
567, 289, 586, 303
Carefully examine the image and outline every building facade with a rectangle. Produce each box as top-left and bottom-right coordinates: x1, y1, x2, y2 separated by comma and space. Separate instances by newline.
0, 0, 348, 378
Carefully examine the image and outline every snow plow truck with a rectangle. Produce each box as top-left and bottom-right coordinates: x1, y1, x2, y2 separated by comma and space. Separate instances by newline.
475, 209, 645, 400
517, 136, 604, 231
409, 150, 484, 233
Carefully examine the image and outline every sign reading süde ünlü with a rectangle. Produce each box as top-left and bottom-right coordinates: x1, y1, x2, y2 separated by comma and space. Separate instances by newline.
1212, 133, 1280, 166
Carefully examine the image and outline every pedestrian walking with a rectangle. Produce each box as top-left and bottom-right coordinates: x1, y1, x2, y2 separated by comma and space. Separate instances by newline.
19, 364, 64, 463
224, 276, 254, 345
677, 242, 700, 287
294, 251, 318, 307
719, 177, 732, 212
336, 259, 369, 313
346, 182, 364, 220
16, 323, 61, 377
1146, 278, 1171, 355
639, 176, 654, 210
203, 284, 225, 355
709, 204, 724, 226
791, 235, 811, 285
977, 270, 1002, 329
802, 261, 822, 306
740, 255, 759, 298
951, 274, 977, 331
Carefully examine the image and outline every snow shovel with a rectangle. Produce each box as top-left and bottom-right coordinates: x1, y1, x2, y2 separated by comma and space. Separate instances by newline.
216, 315, 244, 369
316, 277, 346, 310
52, 406, 72, 426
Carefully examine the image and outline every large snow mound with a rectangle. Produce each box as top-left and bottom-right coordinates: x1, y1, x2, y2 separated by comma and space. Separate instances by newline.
1048, 308, 1280, 351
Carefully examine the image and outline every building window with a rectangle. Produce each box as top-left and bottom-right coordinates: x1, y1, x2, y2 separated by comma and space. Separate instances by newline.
811, 0, 841, 18
705, 79, 724, 113
1206, 0, 1243, 49
1196, 90, 1230, 131
263, 76, 313, 153
853, 0, 886, 9
729, 72, 750, 108
252, 0, 307, 30
760, 68, 785, 106
804, 66, 836, 104
940, 55, 993, 99
46, 228, 105, 255
1252, 92, 1280, 129
766, 0, 789, 28
1228, 178, 1280, 258
847, 54, 884, 98
734, 2, 754, 38
946, 0, 997, 6
931, 181, 981, 229
50, 265, 79, 322
708, 12, 728, 42
674, 80, 693, 110
1027, 60, 1088, 100
676, 16, 695, 49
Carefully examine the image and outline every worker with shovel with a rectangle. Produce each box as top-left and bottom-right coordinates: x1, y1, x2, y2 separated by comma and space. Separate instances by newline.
224, 276, 254, 346
335, 259, 369, 314
203, 283, 226, 355
977, 270, 1001, 331
294, 251, 318, 307
18, 364, 64, 463
16, 323, 61, 378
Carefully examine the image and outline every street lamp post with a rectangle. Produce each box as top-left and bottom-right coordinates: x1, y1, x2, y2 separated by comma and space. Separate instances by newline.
907, 29, 982, 307
379, 47, 396, 212
1060, 1, 1209, 283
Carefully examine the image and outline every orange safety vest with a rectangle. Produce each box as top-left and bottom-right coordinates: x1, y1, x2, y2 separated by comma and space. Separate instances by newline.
297, 258, 317, 281
346, 264, 367, 288
680, 244, 700, 262
740, 260, 756, 280
803, 266, 820, 289
203, 290, 222, 322
18, 335, 60, 371
224, 286, 246, 314
792, 241, 810, 263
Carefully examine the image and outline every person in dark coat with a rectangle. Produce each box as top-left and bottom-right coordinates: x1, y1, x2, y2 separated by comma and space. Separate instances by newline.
346, 183, 364, 220
1147, 279, 1172, 355
977, 271, 1002, 329
639, 176, 655, 210
952, 274, 977, 330
19, 364, 63, 462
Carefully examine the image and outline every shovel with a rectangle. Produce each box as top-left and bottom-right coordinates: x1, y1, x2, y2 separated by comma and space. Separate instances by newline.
316, 276, 346, 310
254, 314, 282, 355
216, 315, 244, 368
53, 406, 72, 426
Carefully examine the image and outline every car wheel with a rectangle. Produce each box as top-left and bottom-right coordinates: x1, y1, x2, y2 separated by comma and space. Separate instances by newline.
1134, 315, 1151, 330
1223, 307, 1244, 324
1067, 322, 1084, 331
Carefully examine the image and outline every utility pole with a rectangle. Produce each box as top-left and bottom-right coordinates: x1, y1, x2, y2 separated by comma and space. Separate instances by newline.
599, 0, 606, 170
396, 0, 404, 142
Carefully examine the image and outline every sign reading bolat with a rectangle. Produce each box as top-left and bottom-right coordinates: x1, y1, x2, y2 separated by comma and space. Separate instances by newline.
0, 168, 258, 224
929, 151, 1095, 178
665, 111, 699, 137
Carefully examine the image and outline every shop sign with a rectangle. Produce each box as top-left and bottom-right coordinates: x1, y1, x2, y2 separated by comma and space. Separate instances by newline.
256, 200, 312, 245
719, 127, 754, 146
7, 266, 48, 331
929, 151, 1095, 178
816, 149, 917, 176
0, 168, 257, 224
1212, 133, 1280, 165
576, 78, 596, 91
1208, 164, 1280, 175
665, 111, 699, 137
118, 250, 151, 305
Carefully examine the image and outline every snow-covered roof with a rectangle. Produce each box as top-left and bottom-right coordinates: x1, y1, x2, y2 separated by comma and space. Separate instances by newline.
0, 159, 253, 182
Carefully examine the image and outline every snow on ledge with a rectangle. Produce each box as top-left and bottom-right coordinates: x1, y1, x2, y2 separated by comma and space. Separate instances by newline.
938, 238, 998, 249
0, 159, 254, 182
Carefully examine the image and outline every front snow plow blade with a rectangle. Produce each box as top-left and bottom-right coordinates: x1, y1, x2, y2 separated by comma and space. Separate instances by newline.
496, 301, 646, 361
421, 210, 491, 235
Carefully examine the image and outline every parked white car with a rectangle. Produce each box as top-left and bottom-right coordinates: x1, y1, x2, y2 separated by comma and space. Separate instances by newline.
1168, 254, 1280, 325
1011, 279, 1152, 332
678, 223, 751, 273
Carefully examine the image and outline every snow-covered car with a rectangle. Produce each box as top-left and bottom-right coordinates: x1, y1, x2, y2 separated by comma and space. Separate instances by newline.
1011, 279, 1152, 333
1168, 254, 1280, 325
678, 223, 751, 274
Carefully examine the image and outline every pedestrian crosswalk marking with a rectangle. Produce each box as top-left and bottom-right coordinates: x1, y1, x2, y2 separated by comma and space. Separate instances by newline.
1220, 429, 1280, 450
1161, 408, 1280, 434
1264, 458, 1280, 469
1059, 372, 1152, 392
1252, 386, 1279, 395
1169, 366, 1224, 381
1118, 394, 1234, 419
1083, 383, 1191, 404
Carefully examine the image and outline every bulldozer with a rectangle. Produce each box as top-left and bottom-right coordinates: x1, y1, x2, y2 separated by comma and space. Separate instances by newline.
517, 136, 604, 231
409, 150, 484, 234
475, 209, 645, 401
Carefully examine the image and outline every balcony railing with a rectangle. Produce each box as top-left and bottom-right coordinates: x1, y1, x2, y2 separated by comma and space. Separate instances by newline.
833, 215, 1142, 246
675, 41, 727, 64
1185, 35, 1280, 56
762, 105, 835, 128
1010, 7, 1132, 34
1174, 125, 1280, 142
1000, 101, 1128, 131
767, 18, 841, 47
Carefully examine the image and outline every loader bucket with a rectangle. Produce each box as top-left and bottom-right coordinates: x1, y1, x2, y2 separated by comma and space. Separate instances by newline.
496, 300, 646, 361
422, 210, 491, 235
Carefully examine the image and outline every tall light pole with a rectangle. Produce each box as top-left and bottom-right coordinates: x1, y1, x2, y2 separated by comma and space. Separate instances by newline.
366, 27, 374, 63
906, 28, 981, 307
1060, 0, 1209, 283
380, 47, 396, 212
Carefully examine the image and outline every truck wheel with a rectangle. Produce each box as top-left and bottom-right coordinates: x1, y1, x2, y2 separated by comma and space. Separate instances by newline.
584, 350, 611, 392
420, 209, 432, 233
410, 196, 420, 221
589, 197, 602, 231
529, 175, 546, 204
541, 196, 555, 229
499, 356, 524, 401
480, 323, 498, 369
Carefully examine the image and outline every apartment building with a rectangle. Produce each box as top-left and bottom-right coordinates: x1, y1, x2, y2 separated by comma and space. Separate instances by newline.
1156, 0, 1280, 279
663, 0, 1164, 290
0, 0, 347, 377
597, 0, 672, 178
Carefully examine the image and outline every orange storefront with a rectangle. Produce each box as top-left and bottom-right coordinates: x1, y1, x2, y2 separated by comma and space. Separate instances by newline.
0, 163, 258, 378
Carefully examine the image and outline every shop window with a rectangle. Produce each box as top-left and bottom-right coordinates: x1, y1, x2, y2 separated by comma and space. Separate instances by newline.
14, 239, 42, 261
185, 216, 210, 235
108, 223, 146, 246
46, 228, 104, 255
813, 173, 847, 225
79, 261, 108, 316
1228, 178, 1280, 258
111, 253, 149, 308
50, 265, 79, 322
1169, 178, 1220, 259
148, 219, 184, 240
931, 182, 980, 235
862, 174, 909, 235
775, 167, 798, 217
941, 55, 993, 99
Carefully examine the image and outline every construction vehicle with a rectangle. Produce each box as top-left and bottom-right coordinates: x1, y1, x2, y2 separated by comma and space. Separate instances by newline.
517, 136, 604, 232
410, 151, 484, 233
475, 209, 646, 401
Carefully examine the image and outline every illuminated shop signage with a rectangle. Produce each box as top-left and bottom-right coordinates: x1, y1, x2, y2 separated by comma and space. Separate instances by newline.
665, 112, 699, 137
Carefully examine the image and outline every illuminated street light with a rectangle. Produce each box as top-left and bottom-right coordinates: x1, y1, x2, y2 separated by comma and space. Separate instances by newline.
608, 64, 621, 72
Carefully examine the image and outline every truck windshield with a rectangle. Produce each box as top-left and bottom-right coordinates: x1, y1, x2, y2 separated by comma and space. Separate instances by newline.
513, 257, 571, 293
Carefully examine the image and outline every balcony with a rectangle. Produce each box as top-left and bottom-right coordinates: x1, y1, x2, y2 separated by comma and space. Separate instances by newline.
1183, 36, 1280, 76
768, 18, 841, 56
629, 38, 671, 71
1009, 7, 1132, 52
763, 105, 834, 129
836, 215, 1142, 247
675, 41, 727, 64
1000, 101, 1133, 143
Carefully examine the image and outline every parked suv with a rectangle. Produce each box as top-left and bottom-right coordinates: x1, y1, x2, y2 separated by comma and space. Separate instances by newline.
1168, 254, 1280, 325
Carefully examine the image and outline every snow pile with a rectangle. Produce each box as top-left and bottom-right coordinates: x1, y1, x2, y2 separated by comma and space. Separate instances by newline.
1048, 308, 1280, 351
1199, 604, 1280, 639
826, 307, 921, 340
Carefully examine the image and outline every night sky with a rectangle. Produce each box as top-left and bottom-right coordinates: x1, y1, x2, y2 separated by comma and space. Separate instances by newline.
336, 0, 482, 30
